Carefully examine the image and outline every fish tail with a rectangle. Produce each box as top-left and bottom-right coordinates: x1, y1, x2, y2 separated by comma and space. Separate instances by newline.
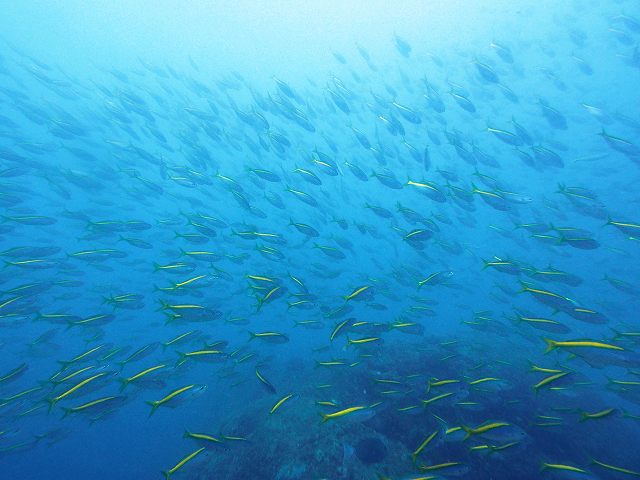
461, 425, 473, 440
46, 398, 56, 414
117, 379, 128, 393
162, 471, 171, 480
255, 296, 263, 312
543, 338, 557, 354
146, 401, 159, 417
175, 352, 187, 367
248, 331, 256, 342
61, 408, 72, 419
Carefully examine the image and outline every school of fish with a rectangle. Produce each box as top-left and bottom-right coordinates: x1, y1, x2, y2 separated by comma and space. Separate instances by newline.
1, 4, 640, 480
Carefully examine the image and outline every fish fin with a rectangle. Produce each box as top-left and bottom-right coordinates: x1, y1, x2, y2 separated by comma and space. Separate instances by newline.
543, 338, 556, 354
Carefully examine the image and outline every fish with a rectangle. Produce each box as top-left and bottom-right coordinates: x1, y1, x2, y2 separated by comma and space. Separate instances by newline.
146, 384, 206, 416
321, 405, 366, 422
255, 368, 277, 394
410, 430, 438, 462
543, 339, 624, 353
162, 447, 206, 480
461, 422, 511, 440
61, 395, 128, 419
248, 332, 289, 344
270, 394, 294, 414
47, 372, 110, 411
119, 364, 167, 391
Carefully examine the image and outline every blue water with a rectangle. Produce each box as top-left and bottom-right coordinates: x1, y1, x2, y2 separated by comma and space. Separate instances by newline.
1, 1, 639, 479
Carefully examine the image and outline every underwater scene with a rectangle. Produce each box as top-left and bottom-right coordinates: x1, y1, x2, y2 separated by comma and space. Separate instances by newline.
1, 0, 640, 478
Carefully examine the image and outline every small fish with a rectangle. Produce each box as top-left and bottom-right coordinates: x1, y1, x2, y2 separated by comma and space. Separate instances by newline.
249, 331, 289, 344
146, 384, 206, 416
270, 394, 294, 414
580, 408, 617, 421
255, 368, 276, 394
461, 422, 510, 440
544, 338, 623, 353
411, 430, 438, 462
162, 447, 206, 480
321, 405, 366, 422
